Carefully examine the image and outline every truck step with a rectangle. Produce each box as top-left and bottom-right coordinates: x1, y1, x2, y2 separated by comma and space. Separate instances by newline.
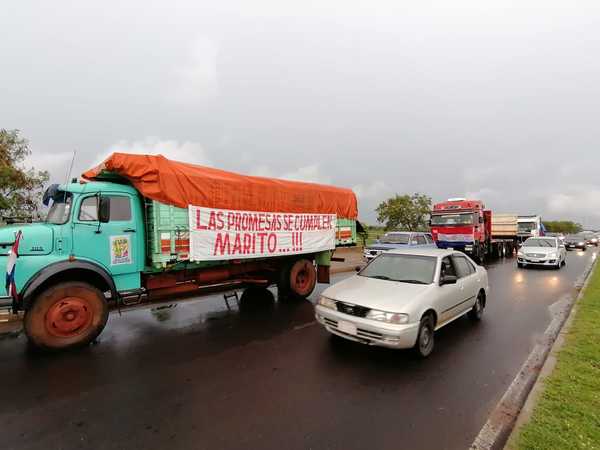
0, 308, 23, 324
223, 291, 240, 311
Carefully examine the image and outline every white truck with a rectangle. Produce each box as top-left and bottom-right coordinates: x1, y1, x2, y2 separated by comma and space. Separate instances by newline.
517, 215, 543, 243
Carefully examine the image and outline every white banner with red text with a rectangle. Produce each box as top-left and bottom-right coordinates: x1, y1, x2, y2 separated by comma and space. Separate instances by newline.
188, 206, 337, 261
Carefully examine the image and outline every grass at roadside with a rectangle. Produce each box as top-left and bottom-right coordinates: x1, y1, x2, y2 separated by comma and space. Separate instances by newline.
514, 263, 600, 450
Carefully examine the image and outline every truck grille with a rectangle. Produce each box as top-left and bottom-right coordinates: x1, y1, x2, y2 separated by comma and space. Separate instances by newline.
336, 302, 370, 318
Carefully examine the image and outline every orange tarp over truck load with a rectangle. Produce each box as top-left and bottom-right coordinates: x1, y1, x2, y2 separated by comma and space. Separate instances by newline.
82, 153, 358, 218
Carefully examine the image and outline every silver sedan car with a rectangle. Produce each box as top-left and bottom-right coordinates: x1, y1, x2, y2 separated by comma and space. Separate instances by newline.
315, 248, 489, 357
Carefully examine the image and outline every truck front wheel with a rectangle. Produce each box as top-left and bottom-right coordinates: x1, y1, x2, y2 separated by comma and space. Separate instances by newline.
278, 258, 317, 300
25, 281, 109, 351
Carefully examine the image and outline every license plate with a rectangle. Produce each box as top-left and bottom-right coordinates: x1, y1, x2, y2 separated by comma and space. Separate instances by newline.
338, 320, 357, 335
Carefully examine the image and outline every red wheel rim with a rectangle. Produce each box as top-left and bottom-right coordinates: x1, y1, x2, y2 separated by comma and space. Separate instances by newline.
45, 297, 94, 338
291, 260, 315, 294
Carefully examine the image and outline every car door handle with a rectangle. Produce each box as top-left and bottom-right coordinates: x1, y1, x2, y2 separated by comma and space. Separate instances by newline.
123, 228, 136, 233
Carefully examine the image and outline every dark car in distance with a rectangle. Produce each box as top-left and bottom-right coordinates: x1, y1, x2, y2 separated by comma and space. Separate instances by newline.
564, 234, 587, 251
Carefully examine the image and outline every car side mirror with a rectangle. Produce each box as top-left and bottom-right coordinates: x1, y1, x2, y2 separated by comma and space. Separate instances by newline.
98, 197, 110, 223
440, 274, 458, 285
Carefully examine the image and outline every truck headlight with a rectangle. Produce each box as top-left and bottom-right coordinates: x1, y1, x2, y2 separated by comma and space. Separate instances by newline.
366, 309, 409, 324
318, 296, 337, 310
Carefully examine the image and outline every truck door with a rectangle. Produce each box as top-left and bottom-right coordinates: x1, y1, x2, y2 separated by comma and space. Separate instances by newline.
72, 193, 141, 290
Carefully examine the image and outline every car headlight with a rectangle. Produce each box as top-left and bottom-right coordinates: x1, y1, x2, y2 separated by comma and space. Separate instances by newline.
578, 242, 585, 246
318, 296, 337, 310
517, 251, 524, 257
366, 309, 409, 324
548, 252, 557, 259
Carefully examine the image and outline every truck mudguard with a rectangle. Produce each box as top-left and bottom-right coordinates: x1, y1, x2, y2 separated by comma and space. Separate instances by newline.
21, 259, 118, 309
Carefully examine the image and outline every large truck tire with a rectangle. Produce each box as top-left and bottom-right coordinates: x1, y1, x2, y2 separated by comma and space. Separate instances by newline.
278, 258, 317, 300
24, 281, 109, 351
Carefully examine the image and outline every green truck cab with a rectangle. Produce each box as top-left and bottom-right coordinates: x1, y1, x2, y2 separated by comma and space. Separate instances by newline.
1, 180, 358, 351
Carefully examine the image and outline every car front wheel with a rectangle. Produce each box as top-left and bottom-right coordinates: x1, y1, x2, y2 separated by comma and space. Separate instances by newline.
414, 314, 435, 358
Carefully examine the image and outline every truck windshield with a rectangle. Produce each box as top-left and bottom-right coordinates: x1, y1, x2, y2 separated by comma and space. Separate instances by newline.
379, 233, 410, 244
518, 222, 536, 232
359, 254, 436, 284
46, 193, 73, 224
430, 214, 473, 226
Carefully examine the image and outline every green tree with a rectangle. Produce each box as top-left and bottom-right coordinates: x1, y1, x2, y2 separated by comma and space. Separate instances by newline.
543, 220, 583, 234
0, 129, 49, 219
376, 193, 431, 231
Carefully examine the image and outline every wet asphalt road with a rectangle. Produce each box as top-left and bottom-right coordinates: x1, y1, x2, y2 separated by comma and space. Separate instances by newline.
0, 248, 597, 450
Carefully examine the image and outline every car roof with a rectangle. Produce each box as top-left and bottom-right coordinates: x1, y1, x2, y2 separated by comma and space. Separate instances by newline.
385, 247, 457, 258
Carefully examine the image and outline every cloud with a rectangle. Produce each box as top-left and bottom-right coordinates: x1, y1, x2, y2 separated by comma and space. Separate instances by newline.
353, 180, 389, 200
249, 163, 332, 184
98, 137, 211, 166
25, 150, 76, 181
545, 186, 600, 223
168, 37, 219, 103
281, 164, 331, 184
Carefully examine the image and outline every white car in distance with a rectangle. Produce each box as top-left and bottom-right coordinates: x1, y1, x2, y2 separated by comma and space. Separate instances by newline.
315, 248, 489, 357
517, 237, 566, 269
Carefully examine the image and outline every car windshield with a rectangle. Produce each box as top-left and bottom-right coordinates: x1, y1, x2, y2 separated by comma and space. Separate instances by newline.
378, 233, 410, 244
359, 254, 436, 284
523, 238, 555, 248
430, 214, 473, 225
46, 193, 73, 224
518, 222, 536, 232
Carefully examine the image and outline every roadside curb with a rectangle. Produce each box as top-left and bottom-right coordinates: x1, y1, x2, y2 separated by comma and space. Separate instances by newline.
470, 255, 598, 450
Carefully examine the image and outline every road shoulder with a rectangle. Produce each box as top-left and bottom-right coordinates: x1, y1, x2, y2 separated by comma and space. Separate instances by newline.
505, 257, 600, 450
471, 254, 598, 450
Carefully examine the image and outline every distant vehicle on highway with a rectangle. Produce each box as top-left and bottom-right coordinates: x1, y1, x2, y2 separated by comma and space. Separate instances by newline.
363, 231, 434, 261
580, 231, 598, 246
517, 237, 566, 269
315, 248, 489, 358
564, 234, 587, 251
517, 215, 544, 243
429, 198, 519, 262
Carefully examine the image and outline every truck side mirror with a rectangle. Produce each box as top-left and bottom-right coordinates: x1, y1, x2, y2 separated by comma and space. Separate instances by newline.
98, 197, 110, 223
479, 216, 484, 223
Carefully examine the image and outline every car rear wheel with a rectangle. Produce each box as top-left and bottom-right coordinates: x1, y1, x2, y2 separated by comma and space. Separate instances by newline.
413, 314, 435, 358
468, 292, 485, 321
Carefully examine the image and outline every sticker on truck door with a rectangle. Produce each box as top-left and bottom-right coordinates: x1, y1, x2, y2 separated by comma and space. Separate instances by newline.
110, 235, 132, 265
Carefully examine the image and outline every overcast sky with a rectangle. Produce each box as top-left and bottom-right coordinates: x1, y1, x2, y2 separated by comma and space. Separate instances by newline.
2, 1, 600, 226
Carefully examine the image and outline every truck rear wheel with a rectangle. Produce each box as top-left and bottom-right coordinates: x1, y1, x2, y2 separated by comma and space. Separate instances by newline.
25, 281, 109, 351
278, 258, 317, 300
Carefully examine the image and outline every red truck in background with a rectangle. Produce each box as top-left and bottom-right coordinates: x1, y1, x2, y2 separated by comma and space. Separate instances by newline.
430, 198, 519, 262
430, 198, 491, 262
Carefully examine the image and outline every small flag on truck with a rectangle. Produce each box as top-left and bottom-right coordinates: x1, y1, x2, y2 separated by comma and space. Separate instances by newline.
5, 230, 22, 313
